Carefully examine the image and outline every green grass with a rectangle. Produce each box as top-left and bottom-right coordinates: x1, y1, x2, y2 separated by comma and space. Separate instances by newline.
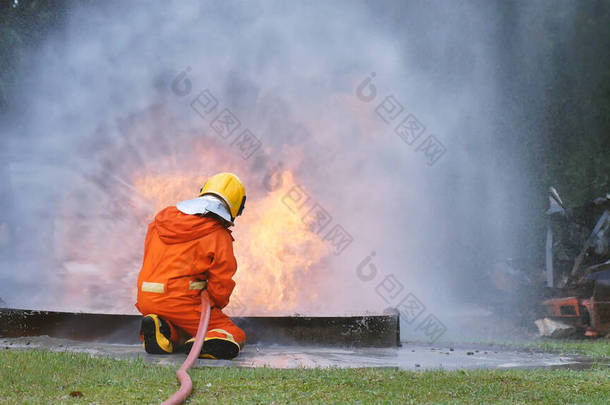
526, 340, 610, 360
1, 350, 610, 404
474, 339, 610, 360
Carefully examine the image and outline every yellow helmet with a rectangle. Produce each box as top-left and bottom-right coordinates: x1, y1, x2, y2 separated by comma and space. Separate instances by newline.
199, 172, 246, 221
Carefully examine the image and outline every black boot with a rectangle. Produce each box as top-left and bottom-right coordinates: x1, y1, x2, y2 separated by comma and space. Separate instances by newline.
184, 330, 240, 360
140, 314, 174, 354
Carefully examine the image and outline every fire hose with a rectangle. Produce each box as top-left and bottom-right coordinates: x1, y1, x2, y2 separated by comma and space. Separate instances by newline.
162, 290, 211, 405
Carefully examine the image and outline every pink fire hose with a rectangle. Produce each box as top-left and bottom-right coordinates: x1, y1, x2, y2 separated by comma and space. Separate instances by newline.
162, 291, 211, 405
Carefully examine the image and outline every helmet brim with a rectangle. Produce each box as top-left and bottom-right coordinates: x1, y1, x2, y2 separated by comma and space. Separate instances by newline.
176, 195, 233, 223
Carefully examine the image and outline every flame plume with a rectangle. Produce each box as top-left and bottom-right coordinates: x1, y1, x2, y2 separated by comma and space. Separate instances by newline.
52, 108, 330, 314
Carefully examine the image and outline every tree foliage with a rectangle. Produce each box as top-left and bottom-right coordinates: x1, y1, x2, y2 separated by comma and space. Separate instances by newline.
542, 1, 610, 205
0, 0, 67, 113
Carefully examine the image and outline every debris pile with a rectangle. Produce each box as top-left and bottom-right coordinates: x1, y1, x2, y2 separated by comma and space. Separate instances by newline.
538, 188, 610, 337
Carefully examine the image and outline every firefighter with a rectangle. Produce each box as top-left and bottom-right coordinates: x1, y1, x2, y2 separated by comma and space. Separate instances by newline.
135, 172, 246, 359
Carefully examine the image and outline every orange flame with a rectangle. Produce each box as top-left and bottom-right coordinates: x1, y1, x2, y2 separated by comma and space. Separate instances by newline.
128, 170, 329, 315
232, 171, 329, 314
52, 106, 331, 314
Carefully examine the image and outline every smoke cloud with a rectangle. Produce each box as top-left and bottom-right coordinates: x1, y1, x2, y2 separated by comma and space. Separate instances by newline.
1, 0, 565, 341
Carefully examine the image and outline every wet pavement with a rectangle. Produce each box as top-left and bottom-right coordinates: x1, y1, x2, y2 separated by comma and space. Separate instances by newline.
1, 336, 594, 370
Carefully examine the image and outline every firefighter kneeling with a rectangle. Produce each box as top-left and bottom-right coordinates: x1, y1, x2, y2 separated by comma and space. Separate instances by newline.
135, 172, 246, 359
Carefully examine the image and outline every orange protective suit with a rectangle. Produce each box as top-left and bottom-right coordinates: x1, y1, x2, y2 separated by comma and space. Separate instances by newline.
135, 206, 245, 347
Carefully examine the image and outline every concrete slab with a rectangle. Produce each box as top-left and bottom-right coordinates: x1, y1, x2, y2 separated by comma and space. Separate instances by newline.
0, 308, 400, 347
0, 336, 590, 370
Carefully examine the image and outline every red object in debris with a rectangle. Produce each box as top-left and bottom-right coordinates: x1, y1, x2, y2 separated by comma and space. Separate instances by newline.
585, 328, 599, 337
542, 297, 582, 318
542, 287, 610, 336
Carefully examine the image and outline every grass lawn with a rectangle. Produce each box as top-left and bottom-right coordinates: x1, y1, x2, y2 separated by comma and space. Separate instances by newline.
1, 349, 609, 404
525, 340, 610, 360
464, 339, 610, 360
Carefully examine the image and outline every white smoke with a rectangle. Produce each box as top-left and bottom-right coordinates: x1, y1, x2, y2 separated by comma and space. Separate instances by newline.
1, 0, 554, 341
